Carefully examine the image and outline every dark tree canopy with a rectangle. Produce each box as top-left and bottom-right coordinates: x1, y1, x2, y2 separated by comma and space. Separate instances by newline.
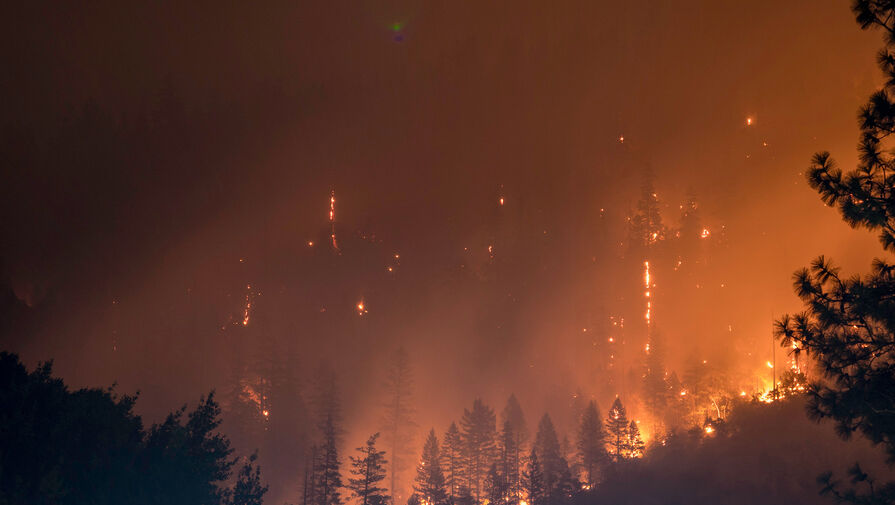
0, 352, 266, 505
775, 1, 895, 502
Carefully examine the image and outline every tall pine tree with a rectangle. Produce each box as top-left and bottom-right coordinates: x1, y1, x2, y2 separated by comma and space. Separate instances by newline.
314, 415, 343, 505
576, 401, 607, 487
440, 422, 465, 504
500, 395, 527, 505
460, 400, 497, 504
604, 399, 629, 463
523, 450, 544, 505
413, 430, 447, 505
348, 433, 389, 505
773, 3, 895, 502
381, 348, 416, 504
626, 422, 644, 459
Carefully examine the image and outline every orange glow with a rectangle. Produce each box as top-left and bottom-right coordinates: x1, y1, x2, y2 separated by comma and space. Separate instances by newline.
242, 284, 253, 326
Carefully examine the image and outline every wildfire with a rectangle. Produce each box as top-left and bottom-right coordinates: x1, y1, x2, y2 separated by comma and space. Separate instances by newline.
700, 227, 710, 239
329, 190, 339, 251
644, 261, 652, 326
356, 300, 368, 315
242, 284, 253, 326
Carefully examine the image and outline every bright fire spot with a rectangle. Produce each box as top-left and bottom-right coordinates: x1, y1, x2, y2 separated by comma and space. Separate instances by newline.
766, 361, 774, 369
499, 197, 505, 206
308, 241, 314, 247
242, 284, 253, 326
643, 261, 652, 326
740, 391, 747, 397
356, 301, 368, 315
262, 410, 270, 418
680, 390, 687, 396
608, 337, 614, 343
618, 135, 624, 143
387, 266, 394, 272
746, 117, 753, 126
704, 425, 714, 434
700, 227, 710, 238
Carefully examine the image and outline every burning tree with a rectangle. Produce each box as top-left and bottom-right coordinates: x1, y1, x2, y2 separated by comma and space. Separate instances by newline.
774, 1, 895, 502
604, 398, 630, 463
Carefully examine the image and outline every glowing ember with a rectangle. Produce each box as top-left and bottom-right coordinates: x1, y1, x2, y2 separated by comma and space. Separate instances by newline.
329, 190, 339, 251
242, 284, 253, 326
700, 227, 710, 238
644, 261, 652, 326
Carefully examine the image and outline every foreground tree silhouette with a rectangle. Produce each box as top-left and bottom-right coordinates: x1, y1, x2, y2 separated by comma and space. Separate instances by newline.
315, 415, 344, 505
577, 400, 608, 486
460, 399, 498, 504
413, 430, 448, 505
0, 352, 266, 504
775, 1, 895, 502
349, 433, 390, 505
440, 422, 465, 503
523, 450, 545, 505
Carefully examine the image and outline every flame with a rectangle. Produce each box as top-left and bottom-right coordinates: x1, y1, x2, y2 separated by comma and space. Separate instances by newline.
329, 190, 339, 251
242, 284, 253, 326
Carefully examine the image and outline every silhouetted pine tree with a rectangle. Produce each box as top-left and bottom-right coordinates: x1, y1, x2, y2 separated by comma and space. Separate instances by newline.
604, 399, 629, 463
498, 420, 521, 505
533, 414, 572, 505
576, 400, 607, 487
523, 450, 544, 505
483, 463, 505, 505
500, 395, 527, 504
413, 430, 447, 505
314, 415, 343, 505
460, 399, 497, 504
774, 3, 895, 503
381, 347, 416, 504
348, 433, 389, 505
626, 422, 644, 459
440, 422, 465, 504
230, 453, 268, 505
